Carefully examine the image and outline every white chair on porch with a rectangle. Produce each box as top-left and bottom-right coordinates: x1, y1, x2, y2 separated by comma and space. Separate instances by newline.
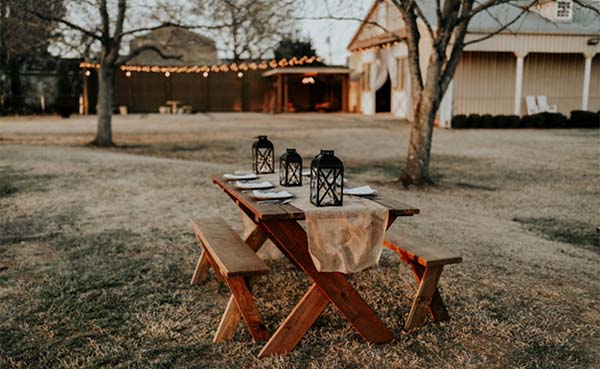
526, 96, 539, 115
536, 96, 557, 113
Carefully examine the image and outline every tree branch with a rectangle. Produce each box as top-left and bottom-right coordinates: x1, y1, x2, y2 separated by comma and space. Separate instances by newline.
462, 4, 531, 47
28, 9, 102, 40
116, 21, 230, 38
117, 44, 182, 66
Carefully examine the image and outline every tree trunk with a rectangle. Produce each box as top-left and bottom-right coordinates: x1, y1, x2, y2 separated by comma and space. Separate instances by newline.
92, 66, 114, 146
402, 86, 439, 186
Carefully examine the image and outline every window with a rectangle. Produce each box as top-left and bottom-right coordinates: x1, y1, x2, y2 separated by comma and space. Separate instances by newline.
555, 0, 572, 20
362, 63, 371, 91
396, 58, 406, 91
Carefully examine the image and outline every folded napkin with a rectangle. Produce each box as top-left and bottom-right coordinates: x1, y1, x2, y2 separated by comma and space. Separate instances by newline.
252, 190, 293, 199
235, 180, 274, 189
344, 185, 377, 196
224, 173, 258, 180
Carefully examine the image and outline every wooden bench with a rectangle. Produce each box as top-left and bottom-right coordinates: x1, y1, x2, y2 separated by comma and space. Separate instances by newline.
191, 217, 270, 342
384, 229, 462, 331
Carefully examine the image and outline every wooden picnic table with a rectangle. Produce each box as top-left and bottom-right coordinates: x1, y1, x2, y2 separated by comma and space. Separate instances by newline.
211, 175, 420, 357
165, 100, 183, 113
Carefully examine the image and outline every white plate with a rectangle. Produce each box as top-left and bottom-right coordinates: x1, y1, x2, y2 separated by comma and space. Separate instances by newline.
235, 180, 274, 190
252, 190, 294, 200
224, 173, 258, 181
344, 185, 377, 196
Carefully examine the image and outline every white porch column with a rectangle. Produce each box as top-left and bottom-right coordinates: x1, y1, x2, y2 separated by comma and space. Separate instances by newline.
440, 80, 454, 128
513, 51, 527, 115
581, 54, 593, 111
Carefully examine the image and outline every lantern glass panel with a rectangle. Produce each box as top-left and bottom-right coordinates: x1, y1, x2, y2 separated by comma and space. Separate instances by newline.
280, 148, 302, 186
252, 136, 274, 174
310, 150, 343, 206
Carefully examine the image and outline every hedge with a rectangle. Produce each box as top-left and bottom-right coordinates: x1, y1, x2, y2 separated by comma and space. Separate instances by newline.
450, 111, 598, 129
569, 110, 599, 128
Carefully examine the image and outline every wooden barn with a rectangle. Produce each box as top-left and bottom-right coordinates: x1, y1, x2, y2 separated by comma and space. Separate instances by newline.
347, 0, 600, 126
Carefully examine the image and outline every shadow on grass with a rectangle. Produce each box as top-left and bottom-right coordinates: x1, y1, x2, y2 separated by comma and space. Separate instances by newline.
0, 166, 57, 200
513, 217, 599, 251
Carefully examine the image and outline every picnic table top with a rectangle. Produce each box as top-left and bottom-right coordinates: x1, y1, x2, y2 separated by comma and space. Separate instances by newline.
211, 174, 420, 221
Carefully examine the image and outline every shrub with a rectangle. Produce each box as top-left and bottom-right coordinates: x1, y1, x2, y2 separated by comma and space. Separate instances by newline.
466, 114, 481, 128
569, 110, 599, 128
481, 114, 494, 128
507, 115, 521, 129
492, 115, 508, 129
521, 114, 545, 128
539, 112, 568, 128
451, 114, 467, 129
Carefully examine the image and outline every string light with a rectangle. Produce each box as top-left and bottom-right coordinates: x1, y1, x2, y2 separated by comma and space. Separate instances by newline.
85, 70, 91, 77
78, 56, 323, 76
301, 76, 315, 84
237, 72, 243, 78
125, 71, 132, 77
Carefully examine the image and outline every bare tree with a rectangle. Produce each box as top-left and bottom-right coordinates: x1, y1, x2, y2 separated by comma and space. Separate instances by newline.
28, 0, 215, 146
390, 0, 541, 185
200, 0, 297, 61
314, 0, 599, 186
0, 0, 65, 111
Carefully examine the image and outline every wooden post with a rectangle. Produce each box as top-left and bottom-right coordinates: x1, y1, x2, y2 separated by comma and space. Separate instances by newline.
341, 75, 349, 112
582, 54, 593, 111
276, 75, 282, 113
283, 74, 289, 113
82, 70, 89, 115
513, 51, 527, 116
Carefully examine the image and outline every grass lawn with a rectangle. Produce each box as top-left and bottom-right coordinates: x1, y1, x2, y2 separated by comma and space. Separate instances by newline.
1, 113, 599, 368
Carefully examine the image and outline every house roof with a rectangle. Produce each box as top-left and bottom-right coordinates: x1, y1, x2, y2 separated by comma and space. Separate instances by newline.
348, 0, 599, 51
432, 1, 600, 36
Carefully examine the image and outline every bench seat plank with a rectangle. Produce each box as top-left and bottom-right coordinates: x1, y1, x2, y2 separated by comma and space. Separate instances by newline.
385, 229, 462, 267
191, 218, 270, 277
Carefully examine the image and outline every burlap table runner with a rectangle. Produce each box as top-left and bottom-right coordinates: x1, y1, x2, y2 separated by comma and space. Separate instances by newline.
240, 173, 388, 274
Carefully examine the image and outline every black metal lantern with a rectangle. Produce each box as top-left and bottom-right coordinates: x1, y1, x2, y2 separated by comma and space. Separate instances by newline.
252, 135, 274, 174
279, 148, 303, 187
310, 150, 344, 207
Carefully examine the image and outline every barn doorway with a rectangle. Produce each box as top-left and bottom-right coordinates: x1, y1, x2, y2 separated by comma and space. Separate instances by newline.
375, 75, 391, 112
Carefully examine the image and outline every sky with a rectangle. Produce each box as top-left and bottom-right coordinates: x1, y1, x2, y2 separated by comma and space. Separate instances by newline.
53, 0, 374, 65
298, 0, 373, 65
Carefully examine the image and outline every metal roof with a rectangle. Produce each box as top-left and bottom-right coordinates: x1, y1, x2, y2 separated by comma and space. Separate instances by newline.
419, 1, 599, 35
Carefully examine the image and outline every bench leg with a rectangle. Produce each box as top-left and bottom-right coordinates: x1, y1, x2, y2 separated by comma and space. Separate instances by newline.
227, 277, 270, 341
190, 250, 211, 285
405, 266, 443, 331
258, 283, 330, 358
410, 262, 450, 322
214, 295, 242, 342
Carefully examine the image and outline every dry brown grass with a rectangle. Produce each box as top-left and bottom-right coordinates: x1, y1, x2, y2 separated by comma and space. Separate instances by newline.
0, 113, 598, 369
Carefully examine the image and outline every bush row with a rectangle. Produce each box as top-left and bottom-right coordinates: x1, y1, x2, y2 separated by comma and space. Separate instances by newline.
452, 110, 599, 129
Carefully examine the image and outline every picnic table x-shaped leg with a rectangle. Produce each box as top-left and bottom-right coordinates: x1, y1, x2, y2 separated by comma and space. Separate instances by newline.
257, 219, 393, 357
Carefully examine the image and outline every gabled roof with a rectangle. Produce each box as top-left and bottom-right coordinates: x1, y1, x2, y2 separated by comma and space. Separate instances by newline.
348, 0, 600, 51
347, 0, 384, 50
